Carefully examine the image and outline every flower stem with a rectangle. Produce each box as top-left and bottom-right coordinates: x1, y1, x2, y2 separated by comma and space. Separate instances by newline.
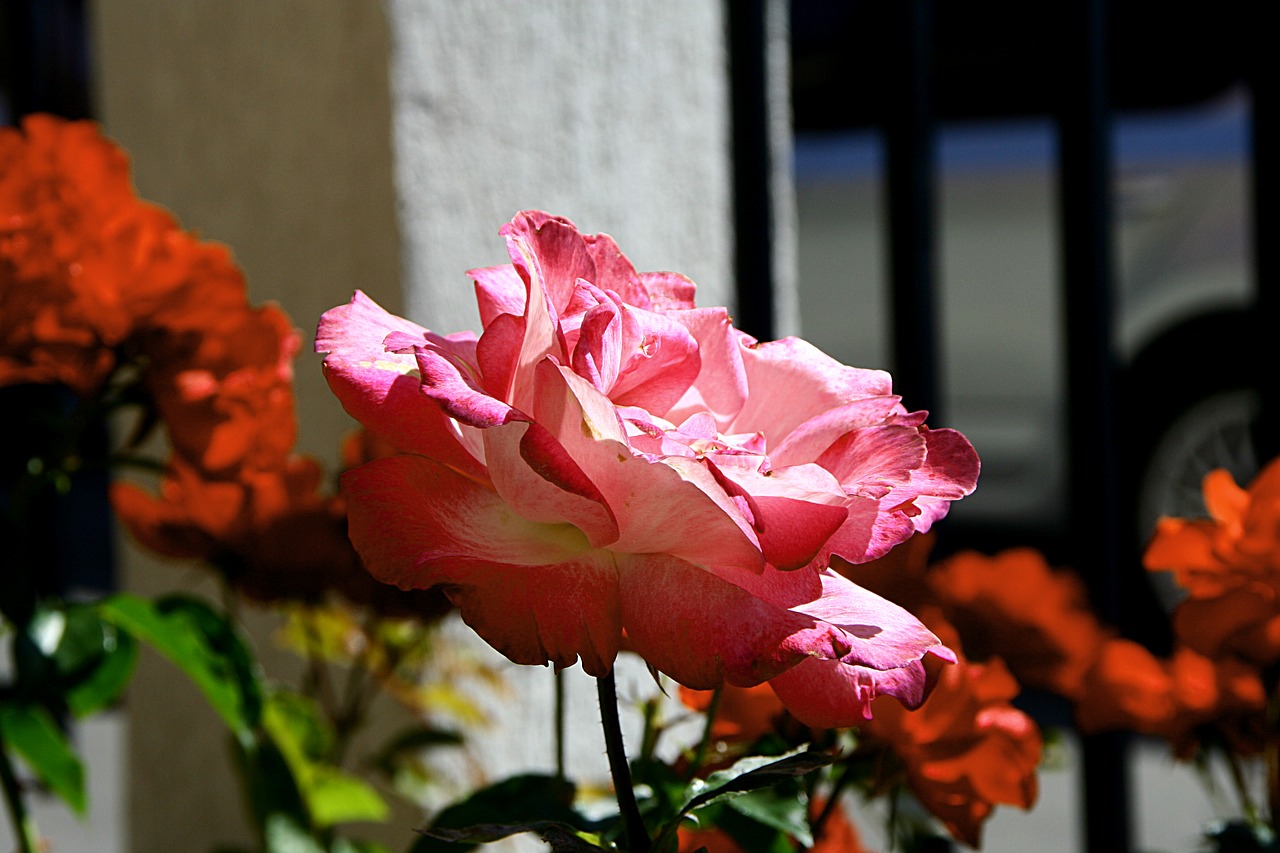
685, 686, 722, 780
554, 668, 566, 783
597, 671, 649, 853
0, 741, 40, 853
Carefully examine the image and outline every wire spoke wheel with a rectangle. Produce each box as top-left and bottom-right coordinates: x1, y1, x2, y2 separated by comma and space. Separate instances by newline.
1137, 387, 1259, 537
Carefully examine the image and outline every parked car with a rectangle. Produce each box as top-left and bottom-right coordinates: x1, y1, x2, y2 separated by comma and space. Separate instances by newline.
794, 87, 1255, 550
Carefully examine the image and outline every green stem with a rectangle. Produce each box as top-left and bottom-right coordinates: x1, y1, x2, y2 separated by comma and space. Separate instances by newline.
597, 671, 649, 853
811, 762, 855, 842
685, 686, 722, 780
554, 668, 566, 784
1225, 747, 1261, 826
0, 742, 40, 853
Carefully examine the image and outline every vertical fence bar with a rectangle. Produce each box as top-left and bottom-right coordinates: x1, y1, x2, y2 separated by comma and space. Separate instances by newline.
727, 0, 777, 342
884, 0, 940, 422
1249, 8, 1278, 465
1056, 1, 1131, 851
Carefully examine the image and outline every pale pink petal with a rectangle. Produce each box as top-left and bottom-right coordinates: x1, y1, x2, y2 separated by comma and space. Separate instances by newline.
818, 424, 926, 499
474, 311, 524, 403
814, 497, 920, 566
315, 290, 432, 360
481, 420, 620, 548
571, 300, 623, 394
638, 271, 698, 311
768, 397, 909, 469
619, 554, 855, 688
892, 427, 981, 533
407, 342, 521, 428
582, 231, 649, 308
502, 211, 592, 319
790, 570, 955, 671
665, 307, 749, 427
729, 337, 894, 441
531, 360, 764, 568
607, 306, 701, 415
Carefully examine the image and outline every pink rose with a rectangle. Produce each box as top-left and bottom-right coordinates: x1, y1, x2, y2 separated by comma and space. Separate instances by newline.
316, 211, 977, 724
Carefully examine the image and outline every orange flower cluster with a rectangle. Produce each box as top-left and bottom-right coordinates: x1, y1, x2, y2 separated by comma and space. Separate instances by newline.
1146, 461, 1280, 664
1, 115, 446, 618
874, 533, 1268, 771
1123, 460, 1280, 755
923, 548, 1108, 698
863, 615, 1040, 849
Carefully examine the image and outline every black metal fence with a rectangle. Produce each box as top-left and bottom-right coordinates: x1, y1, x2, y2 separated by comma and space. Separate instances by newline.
733, 2, 1265, 851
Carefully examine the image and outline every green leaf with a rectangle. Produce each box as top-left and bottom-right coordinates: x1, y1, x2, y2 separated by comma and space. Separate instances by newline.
685, 748, 836, 813
264, 813, 326, 853
11, 603, 137, 717
418, 822, 604, 853
62, 606, 137, 717
99, 594, 261, 736
0, 703, 86, 814
332, 840, 394, 853
263, 690, 389, 827
411, 774, 581, 853
723, 789, 812, 848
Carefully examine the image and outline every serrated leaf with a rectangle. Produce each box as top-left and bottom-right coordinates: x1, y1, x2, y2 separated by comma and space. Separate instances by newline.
0, 703, 85, 814
99, 594, 261, 735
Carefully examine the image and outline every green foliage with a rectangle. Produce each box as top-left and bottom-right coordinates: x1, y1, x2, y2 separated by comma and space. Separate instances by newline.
263, 690, 390, 827
0, 702, 85, 814
412, 774, 585, 853
100, 594, 263, 737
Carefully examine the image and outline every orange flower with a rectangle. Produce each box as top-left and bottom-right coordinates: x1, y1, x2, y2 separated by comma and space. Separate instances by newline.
1, 115, 148, 392
1146, 461, 1280, 665
1074, 639, 1266, 756
863, 615, 1041, 849
146, 301, 301, 476
111, 455, 449, 617
1074, 637, 1176, 734
678, 683, 787, 745
925, 548, 1109, 699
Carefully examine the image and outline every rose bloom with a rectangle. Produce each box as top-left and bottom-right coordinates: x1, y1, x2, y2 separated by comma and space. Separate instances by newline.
317, 211, 978, 724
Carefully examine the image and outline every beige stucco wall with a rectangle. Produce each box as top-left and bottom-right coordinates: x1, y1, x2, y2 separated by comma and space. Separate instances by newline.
92, 3, 403, 850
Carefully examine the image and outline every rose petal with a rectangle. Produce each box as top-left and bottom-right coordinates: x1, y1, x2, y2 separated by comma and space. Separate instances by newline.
619, 554, 854, 688
340, 454, 592, 586
768, 656, 930, 727
532, 360, 764, 567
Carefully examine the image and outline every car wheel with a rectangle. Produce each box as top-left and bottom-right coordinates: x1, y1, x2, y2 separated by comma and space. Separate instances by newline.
1135, 386, 1258, 539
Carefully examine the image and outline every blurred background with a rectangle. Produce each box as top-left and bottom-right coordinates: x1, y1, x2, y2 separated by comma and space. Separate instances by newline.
0, 1, 1265, 851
